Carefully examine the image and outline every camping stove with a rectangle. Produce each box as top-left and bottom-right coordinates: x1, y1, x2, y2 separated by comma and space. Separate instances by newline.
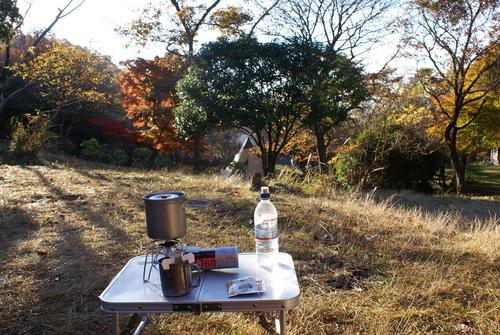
141, 192, 238, 284
142, 240, 182, 282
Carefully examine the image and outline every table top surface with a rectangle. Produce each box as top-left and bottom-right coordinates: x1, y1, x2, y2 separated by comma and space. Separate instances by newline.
99, 253, 300, 313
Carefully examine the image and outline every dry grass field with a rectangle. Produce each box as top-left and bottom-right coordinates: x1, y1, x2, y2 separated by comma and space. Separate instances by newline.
0, 157, 499, 334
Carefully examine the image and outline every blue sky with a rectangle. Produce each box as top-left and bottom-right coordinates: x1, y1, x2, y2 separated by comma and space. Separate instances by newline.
18, 0, 410, 74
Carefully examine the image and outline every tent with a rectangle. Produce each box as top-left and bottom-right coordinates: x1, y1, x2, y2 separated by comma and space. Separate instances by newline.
223, 136, 263, 178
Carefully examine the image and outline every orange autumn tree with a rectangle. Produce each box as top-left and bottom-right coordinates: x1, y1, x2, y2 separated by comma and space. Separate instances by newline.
405, 0, 499, 194
118, 54, 192, 155
426, 44, 500, 167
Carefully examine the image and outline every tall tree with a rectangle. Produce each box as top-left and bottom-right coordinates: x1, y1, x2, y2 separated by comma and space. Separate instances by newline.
118, 0, 253, 58
118, 55, 192, 155
261, 0, 393, 170
0, 0, 86, 130
291, 40, 368, 170
118, 1, 280, 167
178, 38, 303, 175
424, 47, 500, 167
0, 0, 21, 44
267, 0, 395, 60
404, 0, 499, 194
118, 1, 248, 166
11, 40, 119, 147
173, 68, 209, 169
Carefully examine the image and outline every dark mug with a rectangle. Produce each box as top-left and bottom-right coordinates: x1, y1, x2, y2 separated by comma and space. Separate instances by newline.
158, 256, 201, 297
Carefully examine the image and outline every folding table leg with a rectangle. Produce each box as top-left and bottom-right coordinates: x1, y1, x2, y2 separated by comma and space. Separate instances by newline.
275, 311, 286, 335
133, 314, 149, 335
112, 314, 120, 335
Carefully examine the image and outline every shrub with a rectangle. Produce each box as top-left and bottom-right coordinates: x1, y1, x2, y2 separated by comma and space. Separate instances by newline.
9, 114, 49, 159
80, 138, 107, 162
112, 149, 129, 166
132, 147, 153, 168
335, 124, 442, 191
153, 154, 172, 169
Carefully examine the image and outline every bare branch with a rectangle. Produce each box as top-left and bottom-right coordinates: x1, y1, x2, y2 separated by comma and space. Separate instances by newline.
456, 99, 487, 130
248, 0, 281, 36
462, 90, 490, 107
170, 0, 192, 35
267, 0, 395, 59
194, 0, 222, 33
415, 69, 451, 120
33, 0, 87, 47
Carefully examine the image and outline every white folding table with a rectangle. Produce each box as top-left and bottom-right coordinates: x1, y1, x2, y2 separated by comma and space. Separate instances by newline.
99, 253, 300, 334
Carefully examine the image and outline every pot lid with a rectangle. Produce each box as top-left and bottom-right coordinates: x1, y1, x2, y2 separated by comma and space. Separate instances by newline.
144, 191, 185, 201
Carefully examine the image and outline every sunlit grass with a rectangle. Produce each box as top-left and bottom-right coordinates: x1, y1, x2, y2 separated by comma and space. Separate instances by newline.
0, 157, 499, 334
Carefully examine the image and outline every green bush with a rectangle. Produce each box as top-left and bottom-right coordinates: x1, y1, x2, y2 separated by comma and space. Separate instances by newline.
112, 149, 129, 166
153, 154, 172, 168
9, 114, 49, 159
335, 124, 442, 191
132, 147, 153, 168
80, 138, 107, 162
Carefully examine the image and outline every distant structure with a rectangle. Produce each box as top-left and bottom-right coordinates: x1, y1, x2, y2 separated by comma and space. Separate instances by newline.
491, 148, 499, 165
223, 136, 263, 178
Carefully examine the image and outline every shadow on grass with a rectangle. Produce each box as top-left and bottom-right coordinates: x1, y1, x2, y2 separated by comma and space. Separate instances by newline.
0, 206, 40, 264
24, 166, 130, 243
14, 166, 135, 334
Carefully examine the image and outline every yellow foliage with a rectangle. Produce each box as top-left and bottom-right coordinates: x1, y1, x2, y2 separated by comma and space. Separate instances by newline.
392, 44, 499, 156
12, 41, 117, 106
429, 44, 500, 155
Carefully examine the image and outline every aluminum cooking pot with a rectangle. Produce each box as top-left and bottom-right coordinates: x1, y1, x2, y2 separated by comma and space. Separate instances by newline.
143, 191, 186, 240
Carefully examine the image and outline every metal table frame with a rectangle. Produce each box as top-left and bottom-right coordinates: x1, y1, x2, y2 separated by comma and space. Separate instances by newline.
99, 253, 300, 334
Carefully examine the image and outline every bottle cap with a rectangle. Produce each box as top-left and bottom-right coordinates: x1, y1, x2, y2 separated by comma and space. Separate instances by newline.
260, 186, 270, 200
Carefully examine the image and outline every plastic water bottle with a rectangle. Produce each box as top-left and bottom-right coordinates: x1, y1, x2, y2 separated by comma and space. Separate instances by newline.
254, 186, 278, 267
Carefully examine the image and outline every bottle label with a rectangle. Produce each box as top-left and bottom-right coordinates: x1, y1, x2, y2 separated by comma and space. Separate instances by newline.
255, 217, 278, 240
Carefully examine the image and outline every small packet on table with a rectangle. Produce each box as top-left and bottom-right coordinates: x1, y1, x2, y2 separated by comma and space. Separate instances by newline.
226, 277, 265, 297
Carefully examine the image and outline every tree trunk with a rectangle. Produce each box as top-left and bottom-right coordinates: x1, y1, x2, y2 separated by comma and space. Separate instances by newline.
259, 146, 277, 176
445, 122, 465, 194
447, 140, 464, 194
193, 133, 201, 173
438, 156, 448, 191
458, 154, 467, 191
265, 154, 277, 176
313, 126, 328, 173
0, 98, 6, 124
1, 45, 11, 82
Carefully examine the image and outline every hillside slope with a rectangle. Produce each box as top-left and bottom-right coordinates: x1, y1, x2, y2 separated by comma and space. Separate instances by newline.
0, 158, 499, 334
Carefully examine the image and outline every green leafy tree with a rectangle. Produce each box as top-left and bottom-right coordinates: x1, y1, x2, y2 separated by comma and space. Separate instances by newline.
118, 1, 259, 166
179, 38, 303, 175
291, 40, 368, 170
174, 68, 209, 170
0, 0, 21, 43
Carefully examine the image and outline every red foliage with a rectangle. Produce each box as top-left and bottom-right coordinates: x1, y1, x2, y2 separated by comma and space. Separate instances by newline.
117, 54, 193, 154
86, 117, 141, 144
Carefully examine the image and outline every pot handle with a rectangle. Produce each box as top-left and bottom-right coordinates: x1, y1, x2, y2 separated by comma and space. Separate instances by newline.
191, 263, 202, 288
